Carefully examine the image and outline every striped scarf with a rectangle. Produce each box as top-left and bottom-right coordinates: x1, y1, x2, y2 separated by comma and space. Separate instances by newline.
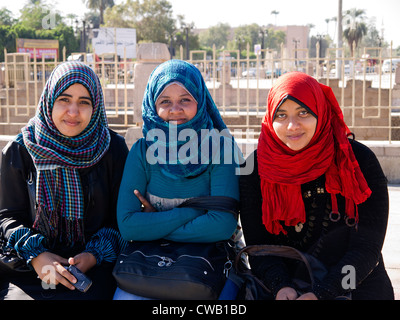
17, 61, 110, 247
142, 60, 230, 178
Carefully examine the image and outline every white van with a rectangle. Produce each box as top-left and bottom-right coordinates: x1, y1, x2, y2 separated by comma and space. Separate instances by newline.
382, 59, 400, 73
67, 53, 96, 63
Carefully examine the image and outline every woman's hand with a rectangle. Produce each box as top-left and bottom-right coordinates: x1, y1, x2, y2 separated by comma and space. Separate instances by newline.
296, 292, 318, 300
68, 252, 97, 274
134, 189, 156, 212
31, 252, 76, 290
276, 287, 318, 300
276, 287, 298, 300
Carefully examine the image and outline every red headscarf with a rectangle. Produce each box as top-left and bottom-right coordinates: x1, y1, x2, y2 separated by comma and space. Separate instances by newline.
257, 72, 371, 235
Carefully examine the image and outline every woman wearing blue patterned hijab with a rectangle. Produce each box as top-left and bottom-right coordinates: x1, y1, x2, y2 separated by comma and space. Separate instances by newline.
18, 61, 111, 247
142, 59, 231, 177
1, 61, 129, 299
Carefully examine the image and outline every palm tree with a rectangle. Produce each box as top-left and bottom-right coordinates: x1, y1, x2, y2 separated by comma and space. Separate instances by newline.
83, 0, 114, 25
325, 18, 330, 34
66, 13, 78, 27
343, 8, 367, 56
271, 10, 279, 26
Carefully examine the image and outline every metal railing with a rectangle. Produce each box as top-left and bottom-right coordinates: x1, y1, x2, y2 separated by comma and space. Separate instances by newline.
187, 42, 400, 142
1, 43, 399, 141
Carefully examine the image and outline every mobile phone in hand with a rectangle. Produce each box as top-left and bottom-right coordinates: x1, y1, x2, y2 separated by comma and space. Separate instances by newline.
66, 265, 92, 293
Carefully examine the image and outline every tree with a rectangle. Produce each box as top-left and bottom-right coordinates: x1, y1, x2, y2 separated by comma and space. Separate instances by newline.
199, 23, 231, 49
271, 10, 279, 25
18, 0, 64, 30
0, 25, 17, 60
0, 7, 16, 26
361, 17, 387, 49
235, 24, 261, 50
103, 3, 133, 28
35, 24, 79, 58
343, 8, 367, 56
83, 0, 114, 25
135, 0, 175, 42
0, 1, 80, 60
264, 28, 286, 51
103, 0, 176, 43
65, 13, 78, 27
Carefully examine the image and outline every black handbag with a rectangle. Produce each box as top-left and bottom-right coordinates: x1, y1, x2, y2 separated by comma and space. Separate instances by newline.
0, 244, 32, 274
112, 196, 239, 300
113, 240, 234, 300
231, 245, 324, 300
0, 171, 36, 274
230, 244, 352, 300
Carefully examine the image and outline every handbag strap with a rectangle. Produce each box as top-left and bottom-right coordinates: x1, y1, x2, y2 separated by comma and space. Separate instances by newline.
26, 171, 37, 224
234, 245, 315, 286
177, 196, 239, 219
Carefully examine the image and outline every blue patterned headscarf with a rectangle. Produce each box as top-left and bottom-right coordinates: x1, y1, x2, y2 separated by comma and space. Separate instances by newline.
142, 60, 230, 177
17, 61, 110, 247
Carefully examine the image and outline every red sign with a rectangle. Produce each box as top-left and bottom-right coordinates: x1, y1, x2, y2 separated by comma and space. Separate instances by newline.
16, 39, 59, 60
17, 47, 58, 60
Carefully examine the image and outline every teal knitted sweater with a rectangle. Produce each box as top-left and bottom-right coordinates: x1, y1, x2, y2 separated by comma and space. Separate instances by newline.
117, 138, 239, 242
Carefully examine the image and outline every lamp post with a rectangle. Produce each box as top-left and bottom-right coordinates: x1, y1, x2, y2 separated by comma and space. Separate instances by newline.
316, 34, 324, 65
166, 31, 176, 59
293, 39, 300, 67
377, 35, 382, 58
236, 36, 243, 59
181, 23, 193, 60
336, 0, 343, 79
259, 27, 268, 61
75, 19, 93, 53
75, 19, 86, 52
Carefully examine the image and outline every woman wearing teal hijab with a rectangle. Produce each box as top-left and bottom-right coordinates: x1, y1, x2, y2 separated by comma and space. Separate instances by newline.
114, 60, 240, 299
141, 59, 230, 177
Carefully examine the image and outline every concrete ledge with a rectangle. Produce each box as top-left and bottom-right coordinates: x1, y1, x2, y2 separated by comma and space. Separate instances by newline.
364, 141, 400, 184
0, 135, 15, 150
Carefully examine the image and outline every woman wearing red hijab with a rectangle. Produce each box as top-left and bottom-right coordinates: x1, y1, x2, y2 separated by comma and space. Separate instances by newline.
240, 72, 394, 300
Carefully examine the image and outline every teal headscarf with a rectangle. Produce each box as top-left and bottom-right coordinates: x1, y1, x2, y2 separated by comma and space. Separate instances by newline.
142, 60, 233, 177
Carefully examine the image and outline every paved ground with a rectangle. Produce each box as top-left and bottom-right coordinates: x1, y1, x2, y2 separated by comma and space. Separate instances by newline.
382, 184, 400, 300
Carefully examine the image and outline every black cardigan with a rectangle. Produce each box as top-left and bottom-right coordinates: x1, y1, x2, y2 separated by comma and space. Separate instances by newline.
239, 140, 394, 300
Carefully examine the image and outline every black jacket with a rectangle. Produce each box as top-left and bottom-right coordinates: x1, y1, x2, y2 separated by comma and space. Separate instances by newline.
0, 129, 129, 257
239, 140, 394, 300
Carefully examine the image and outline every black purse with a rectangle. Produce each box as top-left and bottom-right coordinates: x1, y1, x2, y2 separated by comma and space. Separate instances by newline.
230, 245, 320, 300
113, 240, 234, 300
231, 244, 351, 300
0, 171, 36, 274
0, 244, 32, 274
112, 196, 239, 300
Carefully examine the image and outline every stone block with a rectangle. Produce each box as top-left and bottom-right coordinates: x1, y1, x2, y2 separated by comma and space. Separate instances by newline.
124, 126, 143, 149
